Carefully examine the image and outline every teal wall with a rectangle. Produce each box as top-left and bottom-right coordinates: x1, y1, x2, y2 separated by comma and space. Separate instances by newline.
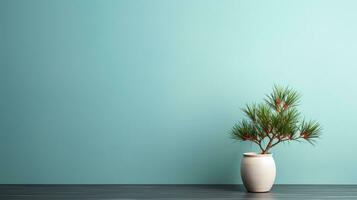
1, 0, 357, 184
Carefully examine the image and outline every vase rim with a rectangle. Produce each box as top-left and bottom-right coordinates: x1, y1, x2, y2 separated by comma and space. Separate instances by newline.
243, 152, 273, 157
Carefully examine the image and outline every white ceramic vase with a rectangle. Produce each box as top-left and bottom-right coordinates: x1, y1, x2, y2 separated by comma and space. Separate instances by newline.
240, 152, 276, 193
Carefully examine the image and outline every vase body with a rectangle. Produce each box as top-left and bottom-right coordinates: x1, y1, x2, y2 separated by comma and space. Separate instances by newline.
240, 152, 276, 192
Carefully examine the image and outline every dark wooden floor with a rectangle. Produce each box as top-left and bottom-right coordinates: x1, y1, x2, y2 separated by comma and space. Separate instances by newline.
1, 185, 357, 199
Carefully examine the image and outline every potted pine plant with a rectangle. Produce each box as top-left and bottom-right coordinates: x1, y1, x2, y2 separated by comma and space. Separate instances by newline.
231, 85, 321, 192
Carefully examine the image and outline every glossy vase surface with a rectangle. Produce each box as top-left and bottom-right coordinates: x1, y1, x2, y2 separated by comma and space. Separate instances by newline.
241, 152, 276, 192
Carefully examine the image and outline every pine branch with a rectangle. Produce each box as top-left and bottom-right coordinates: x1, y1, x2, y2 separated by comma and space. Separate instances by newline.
231, 85, 321, 154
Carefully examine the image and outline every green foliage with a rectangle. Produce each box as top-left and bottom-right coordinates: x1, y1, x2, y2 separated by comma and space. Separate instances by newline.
231, 85, 321, 154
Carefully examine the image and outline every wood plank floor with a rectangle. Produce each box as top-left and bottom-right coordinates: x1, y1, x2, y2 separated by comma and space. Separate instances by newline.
1, 185, 357, 199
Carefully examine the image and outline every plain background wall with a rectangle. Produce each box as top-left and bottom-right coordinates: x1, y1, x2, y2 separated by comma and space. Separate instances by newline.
1, 0, 357, 184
